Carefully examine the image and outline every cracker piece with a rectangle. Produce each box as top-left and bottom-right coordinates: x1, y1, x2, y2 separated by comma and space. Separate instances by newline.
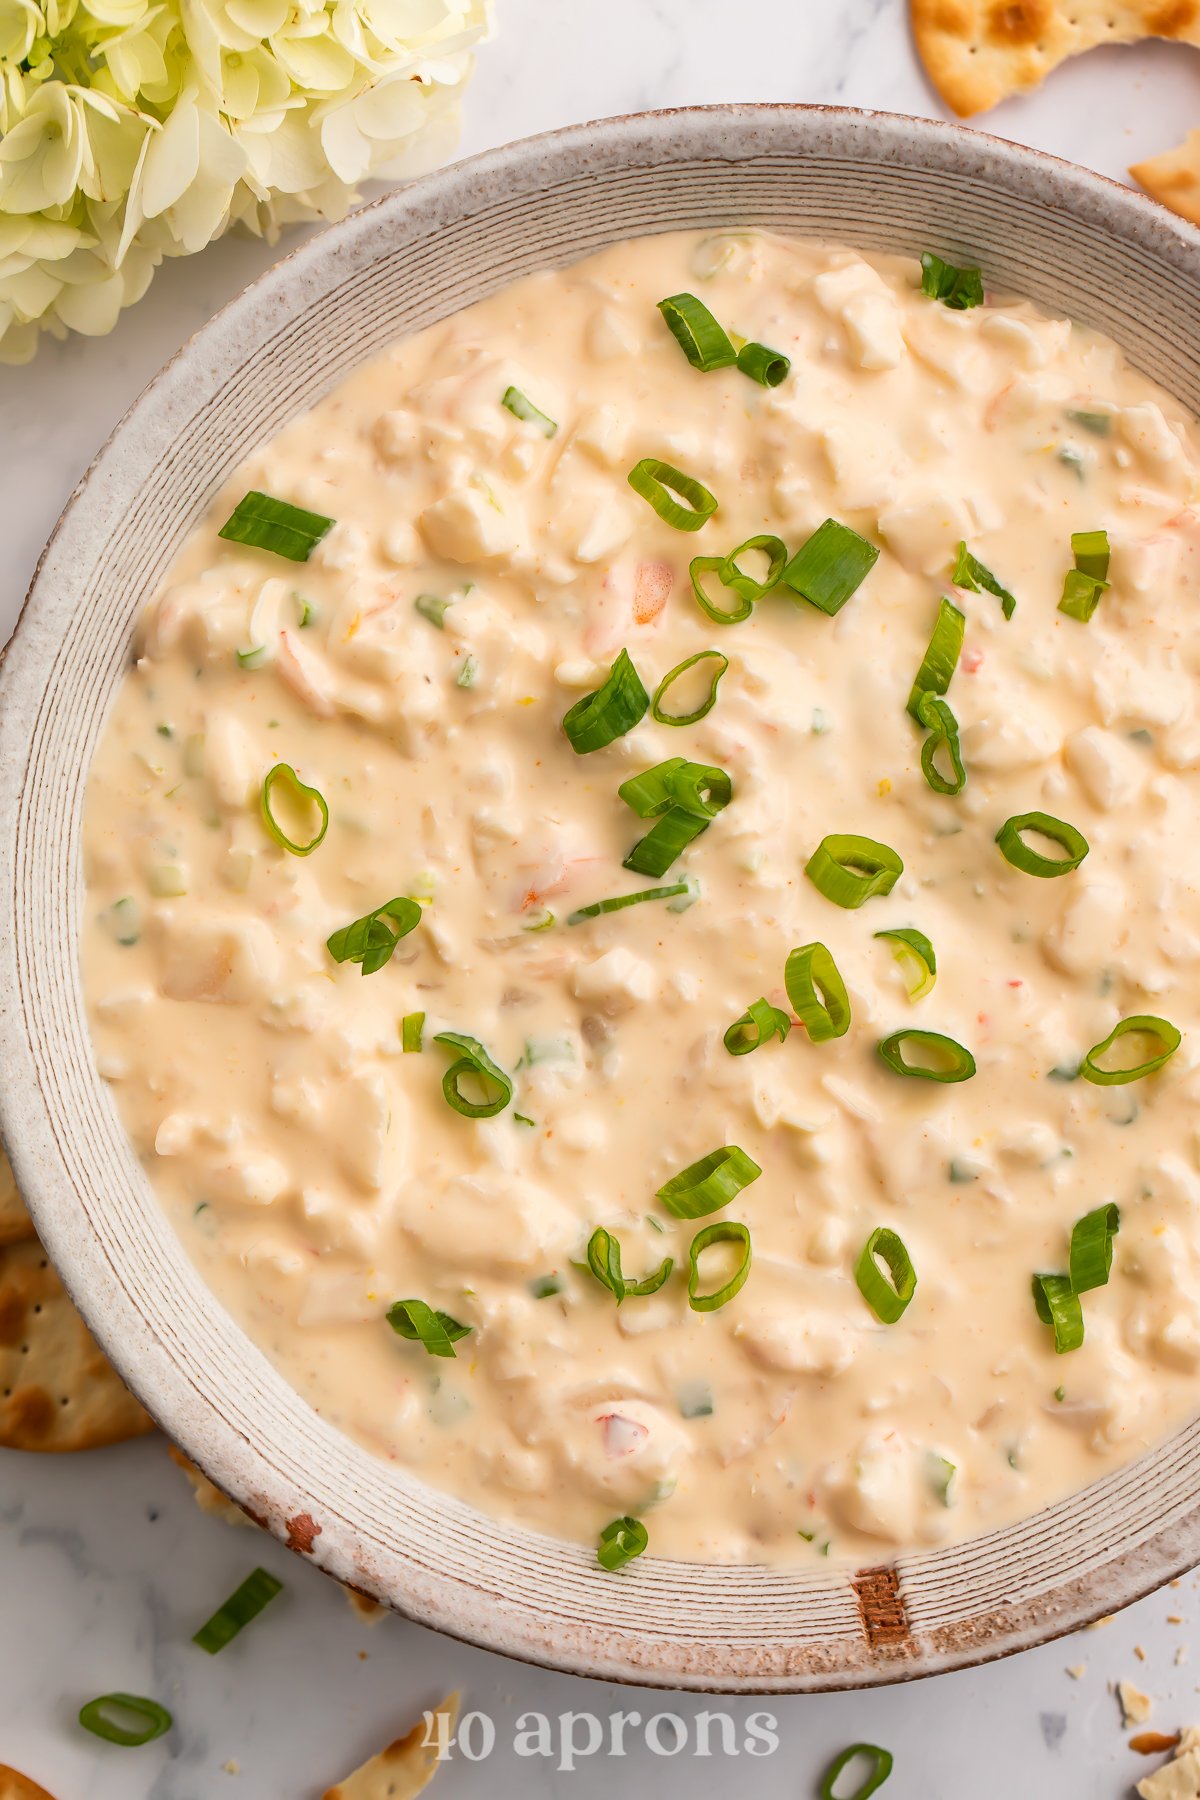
322, 1695, 460, 1800
1132, 131, 1200, 227
0, 1766, 58, 1800
0, 1147, 35, 1247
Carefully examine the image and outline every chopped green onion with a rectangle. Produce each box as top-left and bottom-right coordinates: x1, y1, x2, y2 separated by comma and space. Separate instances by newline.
724, 997, 792, 1056
658, 1145, 762, 1220
782, 518, 879, 616
156, 722, 174, 738
916, 691, 966, 796
928, 1454, 956, 1507
687, 1220, 752, 1312
456, 653, 479, 689
785, 942, 851, 1042
877, 1030, 976, 1083
295, 594, 317, 627
919, 251, 984, 310
567, 879, 693, 923
874, 927, 937, 1001
1067, 408, 1111, 436
218, 490, 334, 563
387, 1298, 472, 1358
78, 1694, 173, 1746
737, 340, 790, 386
260, 762, 329, 857
103, 895, 141, 947
433, 1031, 512, 1118
1069, 1202, 1120, 1294
819, 1742, 895, 1800
995, 811, 1089, 878
1072, 529, 1111, 581
327, 897, 421, 976
805, 833, 903, 908
513, 1112, 536, 1128
651, 650, 728, 725
628, 458, 718, 532
562, 648, 648, 753
501, 385, 557, 437
1079, 1015, 1180, 1086
855, 1228, 917, 1324
1058, 568, 1108, 622
414, 593, 451, 629
597, 1515, 648, 1571
907, 595, 965, 718
952, 543, 1016, 620
236, 645, 268, 671
690, 556, 755, 624
192, 1568, 283, 1655
678, 1380, 714, 1418
529, 1274, 563, 1299
586, 1226, 673, 1303
656, 292, 737, 371
401, 1011, 424, 1053
1032, 1273, 1084, 1354
619, 757, 731, 878
721, 534, 788, 601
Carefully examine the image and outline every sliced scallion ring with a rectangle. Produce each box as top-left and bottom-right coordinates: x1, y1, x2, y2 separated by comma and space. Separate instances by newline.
877, 1030, 976, 1083
656, 292, 737, 371
874, 927, 937, 1001
1069, 1202, 1120, 1294
218, 490, 333, 562
737, 340, 790, 386
567, 878, 694, 923
586, 1226, 673, 1303
687, 1220, 752, 1312
1058, 568, 1109, 622
501, 385, 557, 436
628, 458, 718, 532
260, 762, 329, 857
78, 1693, 173, 1746
192, 1568, 283, 1655
920, 251, 984, 310
916, 691, 966, 796
805, 833, 903, 908
1032, 1273, 1084, 1354
433, 1031, 512, 1118
386, 1298, 472, 1358
401, 1011, 424, 1053
597, 1515, 648, 1571
724, 997, 792, 1056
855, 1228, 917, 1324
619, 757, 732, 878
689, 556, 755, 624
414, 592, 451, 629
561, 647, 648, 753
326, 897, 421, 976
721, 533, 788, 602
819, 1742, 895, 1800
907, 595, 965, 718
782, 518, 879, 616
952, 542, 1016, 620
651, 650, 729, 725
995, 811, 1089, 878
1079, 1015, 1180, 1086
785, 942, 851, 1042
658, 1145, 762, 1220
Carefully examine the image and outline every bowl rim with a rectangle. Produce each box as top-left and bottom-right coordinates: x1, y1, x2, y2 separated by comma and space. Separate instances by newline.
4, 101, 1200, 1694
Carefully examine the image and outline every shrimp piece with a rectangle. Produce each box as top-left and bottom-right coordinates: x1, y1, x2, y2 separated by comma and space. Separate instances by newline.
276, 630, 336, 719
599, 1411, 650, 1458
633, 560, 673, 623
518, 855, 604, 912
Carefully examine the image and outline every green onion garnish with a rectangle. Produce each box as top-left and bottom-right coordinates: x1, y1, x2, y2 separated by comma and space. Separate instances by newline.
78, 1693, 173, 1746
907, 595, 965, 719
782, 518, 879, 616
656, 292, 737, 371
690, 556, 755, 624
562, 648, 648, 754
919, 251, 984, 310
805, 833, 903, 908
326, 897, 421, 976
995, 811, 1089, 878
530, 1274, 563, 1298
628, 458, 718, 532
1070, 1202, 1120, 1293
218, 490, 334, 563
456, 653, 479, 689
874, 927, 936, 1001
192, 1567, 283, 1655
586, 1226, 673, 1303
687, 1220, 752, 1312
567, 878, 695, 923
597, 1515, 648, 1571
295, 594, 317, 627
1058, 528, 1112, 621
501, 385, 557, 437
855, 1228, 917, 1324
619, 757, 731, 878
260, 762, 329, 856
819, 1741, 895, 1800
952, 543, 1016, 620
737, 341, 790, 386
1067, 408, 1111, 436
658, 1145, 762, 1220
785, 942, 851, 1042
877, 1030, 976, 1082
433, 1031, 512, 1118
415, 593, 451, 629
236, 645, 268, 671
722, 534, 788, 601
724, 997, 791, 1056
651, 650, 728, 725
401, 1011, 424, 1052
387, 1298, 472, 1358
1072, 529, 1111, 581
915, 691, 966, 796
1079, 1015, 1180, 1086
1032, 1273, 1084, 1354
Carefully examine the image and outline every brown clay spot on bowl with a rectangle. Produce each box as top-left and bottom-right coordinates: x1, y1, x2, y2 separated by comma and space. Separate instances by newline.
286, 1511, 322, 1553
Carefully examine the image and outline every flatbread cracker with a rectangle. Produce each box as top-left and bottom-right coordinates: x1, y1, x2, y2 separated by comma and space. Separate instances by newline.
322, 1694, 459, 1800
911, 0, 1200, 117
0, 1146, 35, 1247
0, 1238, 155, 1450
168, 1443, 255, 1528
1132, 130, 1200, 226
0, 1765, 58, 1800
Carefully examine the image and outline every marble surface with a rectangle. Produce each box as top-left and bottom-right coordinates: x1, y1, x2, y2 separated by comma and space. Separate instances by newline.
3, 2, 1200, 1794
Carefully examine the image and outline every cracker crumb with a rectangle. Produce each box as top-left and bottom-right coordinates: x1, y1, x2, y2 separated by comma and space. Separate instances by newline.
1178, 1647, 1190, 1668
1087, 1614, 1115, 1631
1119, 1681, 1154, 1727
1169, 1616, 1186, 1625
223, 1761, 240, 1776
1067, 1663, 1087, 1680
1136, 1645, 1149, 1662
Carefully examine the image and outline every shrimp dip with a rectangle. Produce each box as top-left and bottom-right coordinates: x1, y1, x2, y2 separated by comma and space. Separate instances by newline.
82, 230, 1200, 1566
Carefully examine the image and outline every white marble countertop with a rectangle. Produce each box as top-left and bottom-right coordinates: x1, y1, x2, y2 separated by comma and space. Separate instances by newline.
3, 2, 1200, 1795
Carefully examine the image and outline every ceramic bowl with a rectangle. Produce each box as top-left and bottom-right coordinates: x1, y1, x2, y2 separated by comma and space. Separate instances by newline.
3, 105, 1200, 1692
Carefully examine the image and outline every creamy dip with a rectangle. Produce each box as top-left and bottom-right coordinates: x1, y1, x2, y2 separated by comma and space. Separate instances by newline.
82, 230, 1200, 1566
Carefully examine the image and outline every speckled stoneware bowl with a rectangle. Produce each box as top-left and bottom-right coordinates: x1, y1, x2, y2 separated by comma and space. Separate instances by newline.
3, 105, 1200, 1692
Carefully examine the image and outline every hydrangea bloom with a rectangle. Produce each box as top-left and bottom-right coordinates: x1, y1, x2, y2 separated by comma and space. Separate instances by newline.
0, 0, 491, 361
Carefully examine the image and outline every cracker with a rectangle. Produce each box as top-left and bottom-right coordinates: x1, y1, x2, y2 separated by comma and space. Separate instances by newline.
0, 1239, 155, 1451
0, 1766, 58, 1800
322, 1694, 459, 1800
911, 0, 1200, 117
1132, 130, 1200, 226
168, 1444, 255, 1528
0, 1146, 35, 1247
